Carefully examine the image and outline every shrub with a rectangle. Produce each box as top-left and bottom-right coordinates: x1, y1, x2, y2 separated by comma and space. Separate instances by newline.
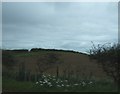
89, 43, 120, 85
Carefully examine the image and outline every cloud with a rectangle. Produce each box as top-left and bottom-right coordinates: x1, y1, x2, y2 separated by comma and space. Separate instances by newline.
2, 2, 118, 53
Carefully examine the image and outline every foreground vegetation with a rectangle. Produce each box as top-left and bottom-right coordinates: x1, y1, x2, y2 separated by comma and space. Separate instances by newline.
89, 43, 120, 85
2, 43, 119, 92
3, 74, 117, 92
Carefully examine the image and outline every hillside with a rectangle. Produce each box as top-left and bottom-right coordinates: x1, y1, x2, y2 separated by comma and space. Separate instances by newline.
2, 48, 107, 79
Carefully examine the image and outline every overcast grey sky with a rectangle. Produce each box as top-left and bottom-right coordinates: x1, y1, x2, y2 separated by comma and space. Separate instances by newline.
2, 2, 118, 53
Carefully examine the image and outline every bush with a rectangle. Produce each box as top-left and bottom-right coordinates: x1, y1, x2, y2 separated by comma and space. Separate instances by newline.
89, 43, 120, 85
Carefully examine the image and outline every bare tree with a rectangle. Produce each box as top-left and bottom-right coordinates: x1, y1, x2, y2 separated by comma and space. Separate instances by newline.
89, 42, 120, 85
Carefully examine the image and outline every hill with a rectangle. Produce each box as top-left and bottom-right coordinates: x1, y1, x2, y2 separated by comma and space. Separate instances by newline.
2, 48, 107, 79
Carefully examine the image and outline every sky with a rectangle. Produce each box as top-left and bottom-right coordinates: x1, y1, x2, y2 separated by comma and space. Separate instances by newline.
2, 2, 118, 53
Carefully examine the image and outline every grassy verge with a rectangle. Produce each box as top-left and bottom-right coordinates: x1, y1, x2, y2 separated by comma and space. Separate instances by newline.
2, 75, 118, 92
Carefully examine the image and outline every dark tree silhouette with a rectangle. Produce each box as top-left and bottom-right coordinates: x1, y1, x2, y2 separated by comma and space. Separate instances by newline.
89, 42, 120, 85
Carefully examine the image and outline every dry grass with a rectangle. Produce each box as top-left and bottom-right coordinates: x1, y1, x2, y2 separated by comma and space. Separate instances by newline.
5, 50, 108, 79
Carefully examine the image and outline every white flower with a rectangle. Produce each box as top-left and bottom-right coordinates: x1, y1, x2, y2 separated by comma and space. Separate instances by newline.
36, 82, 39, 84
65, 80, 68, 82
42, 75, 46, 78
82, 81, 85, 84
82, 82, 86, 86
57, 85, 61, 87
44, 79, 48, 83
48, 82, 51, 85
74, 84, 79, 86
39, 81, 42, 83
40, 84, 43, 86
61, 84, 64, 86
89, 81, 93, 84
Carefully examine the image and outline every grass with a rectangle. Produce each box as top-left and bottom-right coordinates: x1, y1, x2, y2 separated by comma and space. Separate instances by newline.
2, 74, 118, 92
3, 50, 108, 79
2, 50, 119, 92
0, 76, 2, 92
13, 51, 52, 57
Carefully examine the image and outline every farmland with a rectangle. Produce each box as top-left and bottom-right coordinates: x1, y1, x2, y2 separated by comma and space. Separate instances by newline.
2, 49, 118, 92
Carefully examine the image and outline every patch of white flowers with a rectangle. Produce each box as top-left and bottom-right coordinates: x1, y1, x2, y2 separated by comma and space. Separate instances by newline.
35, 74, 94, 88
